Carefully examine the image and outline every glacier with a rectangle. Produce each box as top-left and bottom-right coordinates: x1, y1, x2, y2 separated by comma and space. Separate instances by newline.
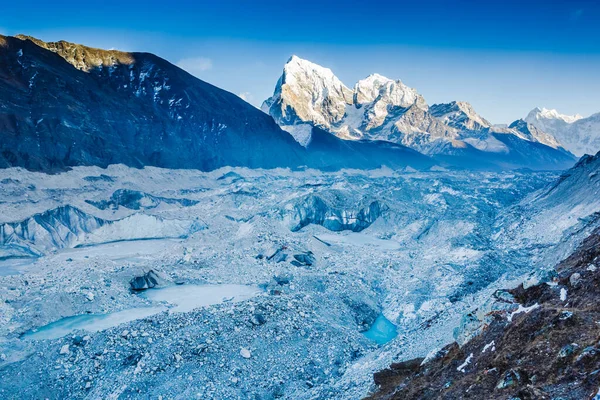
1, 160, 598, 399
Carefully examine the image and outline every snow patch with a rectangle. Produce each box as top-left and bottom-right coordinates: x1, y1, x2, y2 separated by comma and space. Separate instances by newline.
456, 353, 473, 373
482, 340, 495, 353
560, 288, 567, 302
507, 303, 540, 322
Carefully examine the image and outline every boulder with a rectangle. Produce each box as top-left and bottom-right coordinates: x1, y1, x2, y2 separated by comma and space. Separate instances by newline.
273, 275, 292, 285
129, 270, 160, 291
250, 313, 266, 326
240, 348, 252, 359
293, 252, 315, 266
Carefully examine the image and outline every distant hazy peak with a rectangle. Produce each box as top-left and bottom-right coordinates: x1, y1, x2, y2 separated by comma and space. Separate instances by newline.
524, 107, 600, 156
526, 107, 584, 124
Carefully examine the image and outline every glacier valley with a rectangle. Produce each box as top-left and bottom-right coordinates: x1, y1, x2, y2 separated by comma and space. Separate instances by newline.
1, 162, 599, 399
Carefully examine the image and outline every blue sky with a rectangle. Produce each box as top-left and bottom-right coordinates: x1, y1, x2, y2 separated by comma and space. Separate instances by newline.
1, 0, 599, 123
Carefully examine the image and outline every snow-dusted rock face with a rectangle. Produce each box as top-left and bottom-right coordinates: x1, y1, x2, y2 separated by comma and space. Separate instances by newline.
429, 101, 491, 132
525, 107, 600, 156
508, 119, 563, 150
387, 105, 459, 152
496, 151, 600, 270
263, 57, 575, 170
353, 74, 427, 133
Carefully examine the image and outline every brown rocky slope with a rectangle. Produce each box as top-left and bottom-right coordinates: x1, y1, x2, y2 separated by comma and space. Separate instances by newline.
367, 229, 600, 399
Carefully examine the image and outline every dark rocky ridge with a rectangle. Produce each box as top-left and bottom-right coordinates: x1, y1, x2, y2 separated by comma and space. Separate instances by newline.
366, 229, 600, 400
0, 34, 433, 172
0, 34, 305, 171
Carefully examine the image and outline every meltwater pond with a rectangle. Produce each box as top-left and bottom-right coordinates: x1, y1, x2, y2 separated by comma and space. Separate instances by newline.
23, 284, 262, 340
362, 314, 398, 345
22, 306, 165, 340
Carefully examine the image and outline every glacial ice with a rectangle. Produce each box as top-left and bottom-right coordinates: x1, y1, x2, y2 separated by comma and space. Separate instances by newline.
0, 162, 599, 399
141, 284, 262, 313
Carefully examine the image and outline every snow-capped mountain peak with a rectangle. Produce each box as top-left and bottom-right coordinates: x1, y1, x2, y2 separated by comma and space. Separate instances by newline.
261, 55, 353, 131
263, 56, 431, 143
282, 55, 350, 95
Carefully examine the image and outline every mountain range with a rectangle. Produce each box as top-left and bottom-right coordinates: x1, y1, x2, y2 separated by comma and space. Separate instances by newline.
0, 35, 597, 172
262, 56, 577, 170
0, 35, 434, 172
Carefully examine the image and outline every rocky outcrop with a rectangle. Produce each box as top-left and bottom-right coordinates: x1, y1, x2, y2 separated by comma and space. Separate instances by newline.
86, 189, 198, 210
291, 252, 315, 267
366, 230, 600, 400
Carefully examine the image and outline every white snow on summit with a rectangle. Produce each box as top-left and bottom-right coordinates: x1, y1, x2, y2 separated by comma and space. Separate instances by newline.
260, 55, 353, 131
353, 73, 427, 133
527, 107, 583, 125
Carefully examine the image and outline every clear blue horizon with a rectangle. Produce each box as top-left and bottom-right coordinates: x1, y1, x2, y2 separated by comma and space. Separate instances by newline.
2, 0, 599, 123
